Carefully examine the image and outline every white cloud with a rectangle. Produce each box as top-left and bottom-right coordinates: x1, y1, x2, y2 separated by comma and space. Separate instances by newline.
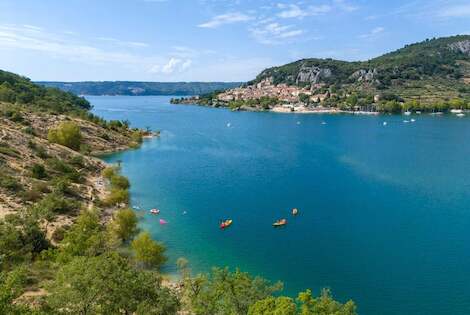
333, 0, 358, 12
0, 25, 153, 65
439, 4, 470, 17
96, 36, 149, 48
359, 26, 384, 39
277, 4, 331, 19
150, 57, 193, 74
198, 12, 253, 28
251, 22, 304, 45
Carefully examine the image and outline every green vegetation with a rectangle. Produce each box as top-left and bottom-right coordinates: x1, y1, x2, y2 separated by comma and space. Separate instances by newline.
39, 81, 242, 96
247, 35, 470, 109
0, 70, 91, 112
131, 231, 167, 269
31, 163, 47, 179
48, 121, 82, 151
248, 296, 297, 315
182, 267, 283, 315
110, 208, 138, 242
46, 253, 179, 315
228, 97, 279, 110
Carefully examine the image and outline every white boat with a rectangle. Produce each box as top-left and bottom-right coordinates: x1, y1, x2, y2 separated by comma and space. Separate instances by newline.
416, 111, 422, 114
403, 120, 409, 123
383, 122, 387, 126
451, 109, 463, 114
457, 113, 465, 117
227, 123, 231, 127
404, 111, 411, 116
411, 119, 416, 122
150, 209, 160, 215
321, 121, 327, 125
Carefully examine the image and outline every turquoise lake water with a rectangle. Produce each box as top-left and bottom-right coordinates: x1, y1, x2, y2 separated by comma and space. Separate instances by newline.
90, 95, 470, 315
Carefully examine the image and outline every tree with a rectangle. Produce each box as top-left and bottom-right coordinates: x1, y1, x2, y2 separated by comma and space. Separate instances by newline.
0, 267, 29, 315
48, 121, 82, 151
131, 232, 167, 269
57, 209, 107, 261
248, 296, 297, 315
46, 253, 179, 315
110, 174, 130, 190
297, 288, 357, 315
176, 257, 190, 279
184, 267, 283, 315
299, 93, 310, 105
110, 208, 138, 242
0, 214, 49, 269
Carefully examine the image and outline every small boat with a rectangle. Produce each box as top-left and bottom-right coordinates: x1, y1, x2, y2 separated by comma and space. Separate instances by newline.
404, 111, 411, 116
383, 122, 387, 126
457, 113, 465, 117
292, 208, 299, 216
321, 121, 327, 125
182, 211, 187, 215
273, 219, 287, 227
150, 209, 160, 215
159, 219, 168, 225
403, 120, 409, 123
227, 123, 231, 127
220, 219, 233, 229
410, 118, 416, 122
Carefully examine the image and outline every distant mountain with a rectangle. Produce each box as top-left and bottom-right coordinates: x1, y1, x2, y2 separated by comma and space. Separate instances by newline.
37, 81, 242, 96
249, 35, 470, 104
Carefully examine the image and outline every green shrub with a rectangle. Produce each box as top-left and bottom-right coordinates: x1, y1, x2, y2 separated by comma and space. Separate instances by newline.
69, 155, 85, 168
23, 126, 35, 135
104, 188, 129, 206
47, 158, 81, 183
31, 163, 47, 179
131, 130, 143, 145
48, 121, 82, 151
0, 174, 22, 191
110, 208, 138, 242
0, 143, 20, 157
102, 167, 117, 180
35, 146, 49, 159
9, 111, 24, 123
22, 187, 43, 202
52, 177, 73, 196
131, 232, 166, 269
110, 175, 130, 190
35, 193, 80, 214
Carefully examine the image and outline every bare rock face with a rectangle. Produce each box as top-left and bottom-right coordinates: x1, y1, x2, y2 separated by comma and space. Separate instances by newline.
449, 40, 470, 55
350, 69, 378, 82
296, 64, 332, 84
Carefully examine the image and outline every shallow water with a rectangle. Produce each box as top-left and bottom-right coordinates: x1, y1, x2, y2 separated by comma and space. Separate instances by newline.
90, 95, 470, 315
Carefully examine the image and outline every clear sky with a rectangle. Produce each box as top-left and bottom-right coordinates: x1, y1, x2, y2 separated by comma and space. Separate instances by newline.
0, 0, 469, 82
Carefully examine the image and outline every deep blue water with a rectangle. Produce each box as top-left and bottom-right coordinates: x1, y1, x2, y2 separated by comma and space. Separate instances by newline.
90, 95, 470, 315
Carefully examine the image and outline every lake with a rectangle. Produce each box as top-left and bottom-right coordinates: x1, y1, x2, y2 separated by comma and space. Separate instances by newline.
90, 95, 470, 315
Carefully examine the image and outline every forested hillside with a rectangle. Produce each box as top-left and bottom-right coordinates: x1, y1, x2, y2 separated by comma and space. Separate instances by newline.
38, 81, 242, 96
251, 35, 470, 104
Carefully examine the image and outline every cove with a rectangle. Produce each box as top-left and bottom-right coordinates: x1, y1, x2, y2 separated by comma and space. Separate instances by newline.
90, 95, 470, 315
